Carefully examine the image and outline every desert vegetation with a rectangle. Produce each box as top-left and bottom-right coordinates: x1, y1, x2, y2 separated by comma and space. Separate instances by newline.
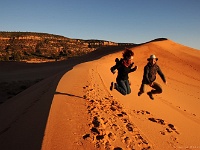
0, 32, 134, 62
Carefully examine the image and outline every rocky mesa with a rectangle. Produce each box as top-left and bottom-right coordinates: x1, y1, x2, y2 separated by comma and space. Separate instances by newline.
0, 32, 134, 62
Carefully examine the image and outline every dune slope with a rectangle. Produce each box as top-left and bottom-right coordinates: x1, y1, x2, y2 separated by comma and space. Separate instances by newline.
42, 40, 200, 150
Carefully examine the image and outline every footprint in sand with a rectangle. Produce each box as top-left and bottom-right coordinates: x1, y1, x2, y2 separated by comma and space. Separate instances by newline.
148, 118, 165, 125
124, 136, 130, 145
83, 133, 90, 139
113, 147, 123, 150
108, 132, 116, 141
168, 124, 176, 130
91, 127, 100, 135
105, 141, 112, 150
134, 110, 151, 115
92, 116, 100, 127
111, 124, 120, 131
148, 117, 179, 135
96, 134, 104, 140
126, 123, 134, 132
117, 111, 127, 117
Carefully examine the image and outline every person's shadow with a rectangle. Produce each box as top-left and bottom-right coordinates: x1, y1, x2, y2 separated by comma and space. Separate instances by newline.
55, 91, 83, 99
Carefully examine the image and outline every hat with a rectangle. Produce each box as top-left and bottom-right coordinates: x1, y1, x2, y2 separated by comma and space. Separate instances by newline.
147, 54, 158, 61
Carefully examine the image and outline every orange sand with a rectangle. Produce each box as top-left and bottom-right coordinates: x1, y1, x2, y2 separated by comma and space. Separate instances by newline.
1, 40, 200, 150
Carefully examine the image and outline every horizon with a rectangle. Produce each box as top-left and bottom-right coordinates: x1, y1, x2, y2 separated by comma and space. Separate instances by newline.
0, 31, 168, 44
0, 0, 200, 50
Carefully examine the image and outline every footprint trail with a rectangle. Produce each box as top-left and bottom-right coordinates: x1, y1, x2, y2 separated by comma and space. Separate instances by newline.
82, 68, 152, 150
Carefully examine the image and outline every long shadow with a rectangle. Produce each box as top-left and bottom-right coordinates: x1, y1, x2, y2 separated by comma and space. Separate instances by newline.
55, 91, 83, 99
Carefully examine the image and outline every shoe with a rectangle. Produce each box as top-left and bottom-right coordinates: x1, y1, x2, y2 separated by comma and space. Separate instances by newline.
138, 91, 142, 96
110, 82, 114, 91
147, 92, 154, 100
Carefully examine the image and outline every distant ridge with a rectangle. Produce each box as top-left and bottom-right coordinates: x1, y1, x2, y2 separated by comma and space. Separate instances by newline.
0, 31, 134, 62
0, 31, 66, 38
138, 38, 168, 45
148, 38, 168, 42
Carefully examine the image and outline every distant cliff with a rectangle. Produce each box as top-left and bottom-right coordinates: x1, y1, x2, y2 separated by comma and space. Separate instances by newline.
0, 32, 134, 62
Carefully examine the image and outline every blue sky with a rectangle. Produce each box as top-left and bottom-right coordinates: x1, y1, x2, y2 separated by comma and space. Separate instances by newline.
0, 0, 200, 49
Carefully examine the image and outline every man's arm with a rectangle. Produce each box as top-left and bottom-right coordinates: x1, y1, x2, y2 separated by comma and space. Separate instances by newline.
144, 66, 151, 84
157, 66, 166, 83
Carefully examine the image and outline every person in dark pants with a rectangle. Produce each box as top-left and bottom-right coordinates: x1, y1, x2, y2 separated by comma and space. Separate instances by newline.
138, 54, 167, 100
110, 48, 138, 95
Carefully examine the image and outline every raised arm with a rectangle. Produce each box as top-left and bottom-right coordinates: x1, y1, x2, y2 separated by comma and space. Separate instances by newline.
110, 58, 121, 74
129, 64, 138, 73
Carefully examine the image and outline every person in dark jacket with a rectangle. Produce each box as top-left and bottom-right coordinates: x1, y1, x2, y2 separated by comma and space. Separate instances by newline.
138, 54, 167, 100
110, 48, 138, 95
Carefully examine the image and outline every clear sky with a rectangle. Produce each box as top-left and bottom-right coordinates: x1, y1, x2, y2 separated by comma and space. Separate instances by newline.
0, 0, 200, 50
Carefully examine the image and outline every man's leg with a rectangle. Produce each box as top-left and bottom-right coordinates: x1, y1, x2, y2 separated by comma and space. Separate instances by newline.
147, 82, 162, 100
151, 82, 162, 94
138, 83, 145, 96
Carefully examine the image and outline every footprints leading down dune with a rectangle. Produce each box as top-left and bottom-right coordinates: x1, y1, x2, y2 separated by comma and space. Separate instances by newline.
131, 110, 181, 148
133, 110, 179, 135
82, 68, 152, 150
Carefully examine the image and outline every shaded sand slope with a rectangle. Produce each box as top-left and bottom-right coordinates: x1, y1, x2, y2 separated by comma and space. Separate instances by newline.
43, 40, 200, 149
42, 63, 96, 150
0, 46, 128, 150
0, 46, 129, 102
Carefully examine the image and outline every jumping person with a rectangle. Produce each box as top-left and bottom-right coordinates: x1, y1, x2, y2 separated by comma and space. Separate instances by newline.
138, 54, 167, 100
110, 48, 138, 95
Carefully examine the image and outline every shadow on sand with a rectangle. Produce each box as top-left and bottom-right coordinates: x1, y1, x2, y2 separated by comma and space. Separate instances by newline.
55, 91, 83, 99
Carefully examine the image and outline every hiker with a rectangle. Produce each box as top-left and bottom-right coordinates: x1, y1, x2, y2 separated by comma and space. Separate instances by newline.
138, 54, 167, 100
110, 48, 138, 95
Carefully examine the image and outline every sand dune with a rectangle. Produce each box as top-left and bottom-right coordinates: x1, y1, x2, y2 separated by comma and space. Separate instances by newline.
0, 40, 200, 150
0, 46, 127, 150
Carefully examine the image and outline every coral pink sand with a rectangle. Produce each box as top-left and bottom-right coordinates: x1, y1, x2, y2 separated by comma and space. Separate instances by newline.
1, 40, 200, 150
